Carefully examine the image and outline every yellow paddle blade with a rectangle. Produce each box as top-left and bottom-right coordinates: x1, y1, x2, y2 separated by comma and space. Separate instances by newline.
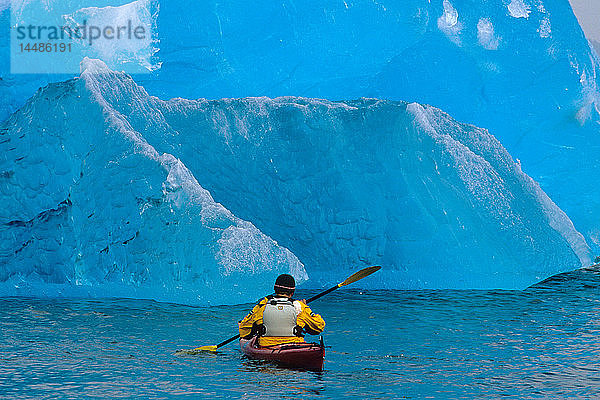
339, 265, 381, 287
194, 345, 218, 352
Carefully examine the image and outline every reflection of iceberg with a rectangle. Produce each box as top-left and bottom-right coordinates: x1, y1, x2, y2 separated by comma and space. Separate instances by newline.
0, 59, 590, 300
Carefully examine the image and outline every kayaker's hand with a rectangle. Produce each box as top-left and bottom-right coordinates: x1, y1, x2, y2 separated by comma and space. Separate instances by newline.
299, 299, 306, 304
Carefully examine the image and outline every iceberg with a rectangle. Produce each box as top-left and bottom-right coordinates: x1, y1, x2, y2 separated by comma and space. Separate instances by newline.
61, 0, 158, 72
0, 59, 590, 300
0, 59, 306, 305
1, 0, 599, 253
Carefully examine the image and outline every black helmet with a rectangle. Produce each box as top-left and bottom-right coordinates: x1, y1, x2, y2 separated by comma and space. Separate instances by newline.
274, 274, 295, 295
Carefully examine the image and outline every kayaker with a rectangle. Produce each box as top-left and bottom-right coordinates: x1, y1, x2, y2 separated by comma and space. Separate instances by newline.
238, 274, 325, 346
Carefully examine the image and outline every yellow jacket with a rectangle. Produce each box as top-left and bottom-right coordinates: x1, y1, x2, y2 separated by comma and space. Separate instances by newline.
239, 296, 325, 346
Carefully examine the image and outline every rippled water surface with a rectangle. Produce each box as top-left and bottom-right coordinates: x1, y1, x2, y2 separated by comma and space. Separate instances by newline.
2, 267, 600, 399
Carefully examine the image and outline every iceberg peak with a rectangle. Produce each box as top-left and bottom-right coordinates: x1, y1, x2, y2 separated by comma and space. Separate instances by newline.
80, 57, 113, 75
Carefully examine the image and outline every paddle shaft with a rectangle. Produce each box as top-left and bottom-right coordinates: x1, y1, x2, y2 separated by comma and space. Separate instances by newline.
216, 334, 240, 349
305, 284, 340, 304
207, 266, 381, 350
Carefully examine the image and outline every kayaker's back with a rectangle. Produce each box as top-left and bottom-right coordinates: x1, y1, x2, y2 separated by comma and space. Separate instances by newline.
238, 274, 325, 346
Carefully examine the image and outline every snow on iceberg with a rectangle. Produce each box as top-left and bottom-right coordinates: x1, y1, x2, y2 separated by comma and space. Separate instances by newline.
477, 18, 500, 50
1, 58, 588, 296
0, 58, 306, 305
437, 0, 462, 45
507, 0, 531, 19
62, 0, 159, 72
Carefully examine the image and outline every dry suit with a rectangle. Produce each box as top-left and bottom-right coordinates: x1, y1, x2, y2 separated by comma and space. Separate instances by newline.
238, 295, 325, 346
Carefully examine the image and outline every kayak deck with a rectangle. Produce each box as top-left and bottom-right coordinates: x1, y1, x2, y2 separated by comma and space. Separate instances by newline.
239, 336, 325, 371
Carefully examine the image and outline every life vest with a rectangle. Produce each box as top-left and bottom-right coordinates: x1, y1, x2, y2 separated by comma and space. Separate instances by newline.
261, 296, 302, 337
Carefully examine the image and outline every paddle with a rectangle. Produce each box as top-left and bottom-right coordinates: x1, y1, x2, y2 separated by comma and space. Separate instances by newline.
189, 265, 381, 353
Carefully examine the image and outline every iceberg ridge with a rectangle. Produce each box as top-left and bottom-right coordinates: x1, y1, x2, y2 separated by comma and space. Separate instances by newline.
0, 59, 306, 305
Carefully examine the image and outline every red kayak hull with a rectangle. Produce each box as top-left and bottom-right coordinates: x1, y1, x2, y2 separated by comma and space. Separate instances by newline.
239, 337, 325, 371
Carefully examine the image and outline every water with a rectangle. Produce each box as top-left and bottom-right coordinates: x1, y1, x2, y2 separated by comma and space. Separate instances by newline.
2, 267, 600, 399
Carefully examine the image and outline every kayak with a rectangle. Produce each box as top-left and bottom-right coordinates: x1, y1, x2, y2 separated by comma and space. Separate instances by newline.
239, 336, 325, 371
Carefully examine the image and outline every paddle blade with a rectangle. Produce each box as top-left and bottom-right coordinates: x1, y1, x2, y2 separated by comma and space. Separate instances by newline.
194, 345, 218, 352
174, 346, 218, 356
339, 265, 381, 287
